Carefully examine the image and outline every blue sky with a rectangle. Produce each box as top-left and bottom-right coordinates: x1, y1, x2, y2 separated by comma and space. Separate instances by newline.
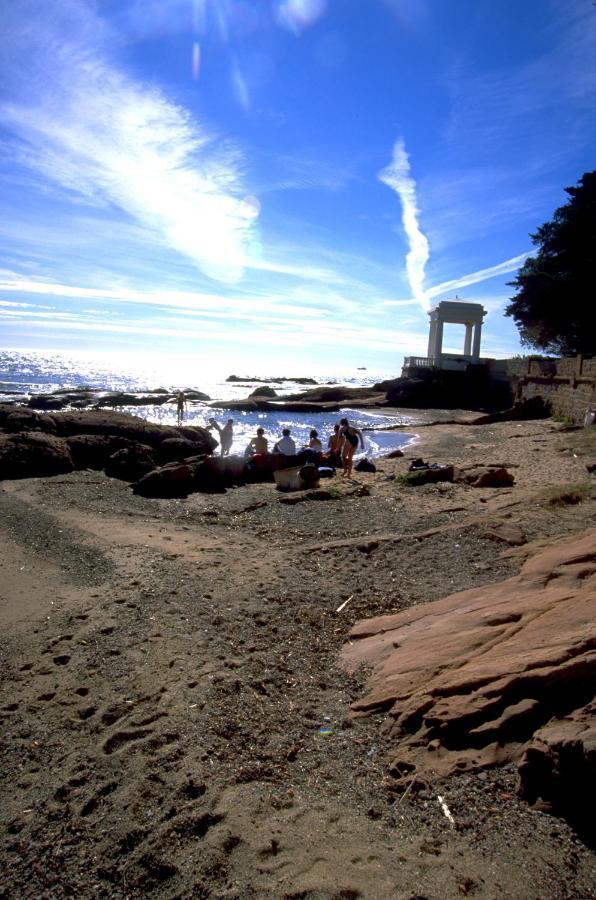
0, 0, 594, 375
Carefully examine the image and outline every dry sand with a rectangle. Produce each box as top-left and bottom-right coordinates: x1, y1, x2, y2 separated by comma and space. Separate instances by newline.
0, 416, 595, 899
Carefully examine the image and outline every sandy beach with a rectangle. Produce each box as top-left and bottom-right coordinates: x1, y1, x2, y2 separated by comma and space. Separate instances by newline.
1, 414, 595, 899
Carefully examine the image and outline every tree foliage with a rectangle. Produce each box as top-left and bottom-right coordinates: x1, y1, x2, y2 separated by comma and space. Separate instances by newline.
505, 171, 596, 356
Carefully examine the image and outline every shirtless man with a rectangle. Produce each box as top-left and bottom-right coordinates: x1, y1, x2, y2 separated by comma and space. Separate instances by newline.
247, 427, 268, 455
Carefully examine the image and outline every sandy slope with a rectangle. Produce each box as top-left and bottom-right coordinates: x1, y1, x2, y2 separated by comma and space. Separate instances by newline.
0, 417, 594, 899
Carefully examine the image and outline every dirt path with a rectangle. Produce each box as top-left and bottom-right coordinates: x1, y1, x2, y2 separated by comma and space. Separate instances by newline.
0, 419, 594, 898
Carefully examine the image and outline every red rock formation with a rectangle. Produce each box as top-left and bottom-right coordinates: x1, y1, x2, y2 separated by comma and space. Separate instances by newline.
342, 531, 595, 797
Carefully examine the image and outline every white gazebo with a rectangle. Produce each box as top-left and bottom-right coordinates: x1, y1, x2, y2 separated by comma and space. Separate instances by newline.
426, 298, 486, 368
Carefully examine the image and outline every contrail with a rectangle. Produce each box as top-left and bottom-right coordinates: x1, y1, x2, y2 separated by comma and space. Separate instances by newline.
379, 139, 430, 311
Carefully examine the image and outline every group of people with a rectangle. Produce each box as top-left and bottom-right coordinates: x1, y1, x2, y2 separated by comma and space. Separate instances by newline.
176, 391, 365, 478
237, 418, 364, 478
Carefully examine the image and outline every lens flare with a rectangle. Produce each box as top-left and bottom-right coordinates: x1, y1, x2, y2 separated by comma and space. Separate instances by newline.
275, 0, 327, 34
191, 41, 201, 80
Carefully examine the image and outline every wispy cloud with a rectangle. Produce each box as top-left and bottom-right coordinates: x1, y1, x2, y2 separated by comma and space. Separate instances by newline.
0, 1, 257, 284
426, 252, 529, 300
379, 139, 430, 311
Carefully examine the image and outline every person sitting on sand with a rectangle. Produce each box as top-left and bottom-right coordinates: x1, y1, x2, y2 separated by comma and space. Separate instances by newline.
338, 417, 364, 478
247, 427, 268, 455
307, 429, 323, 452
273, 428, 296, 455
176, 390, 187, 425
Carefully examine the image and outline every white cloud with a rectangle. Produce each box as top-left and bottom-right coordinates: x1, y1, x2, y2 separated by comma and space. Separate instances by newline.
1, 1, 257, 284
379, 139, 430, 312
426, 252, 529, 300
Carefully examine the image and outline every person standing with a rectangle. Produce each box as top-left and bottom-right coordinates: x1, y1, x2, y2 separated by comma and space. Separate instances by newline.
220, 418, 234, 456
176, 390, 187, 425
338, 417, 364, 478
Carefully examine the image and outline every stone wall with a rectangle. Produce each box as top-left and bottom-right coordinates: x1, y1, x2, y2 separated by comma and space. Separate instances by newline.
489, 356, 596, 423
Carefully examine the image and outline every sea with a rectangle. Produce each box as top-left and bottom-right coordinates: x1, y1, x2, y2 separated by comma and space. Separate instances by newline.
0, 348, 424, 458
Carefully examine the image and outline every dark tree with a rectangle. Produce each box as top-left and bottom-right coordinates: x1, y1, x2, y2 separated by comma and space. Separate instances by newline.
505, 171, 596, 356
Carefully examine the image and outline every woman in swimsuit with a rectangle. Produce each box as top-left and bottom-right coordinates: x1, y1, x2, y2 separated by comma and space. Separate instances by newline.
338, 417, 364, 478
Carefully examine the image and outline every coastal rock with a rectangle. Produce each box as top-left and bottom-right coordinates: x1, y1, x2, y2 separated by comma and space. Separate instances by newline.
0, 405, 57, 433
158, 437, 209, 463
380, 369, 512, 411
49, 410, 216, 454
105, 445, 157, 481
66, 434, 132, 470
249, 386, 277, 398
384, 448, 404, 459
25, 388, 211, 410
455, 465, 515, 487
341, 529, 596, 831
0, 406, 217, 481
518, 704, 595, 841
132, 458, 208, 498
0, 432, 73, 478
27, 394, 67, 411
284, 386, 385, 403
226, 375, 317, 384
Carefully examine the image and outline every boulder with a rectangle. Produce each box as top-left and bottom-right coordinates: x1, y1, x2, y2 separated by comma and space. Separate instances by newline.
0, 406, 57, 433
341, 528, 596, 833
454, 465, 515, 487
132, 461, 199, 498
249, 386, 277, 398
0, 432, 73, 478
518, 704, 595, 842
105, 445, 157, 481
158, 437, 208, 463
27, 394, 66, 410
66, 434, 132, 470
384, 448, 404, 459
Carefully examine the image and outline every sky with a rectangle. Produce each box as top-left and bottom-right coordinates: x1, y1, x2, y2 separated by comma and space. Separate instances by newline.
0, 0, 594, 376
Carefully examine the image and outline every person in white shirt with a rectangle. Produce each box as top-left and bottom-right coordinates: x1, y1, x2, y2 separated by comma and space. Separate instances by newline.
273, 428, 296, 455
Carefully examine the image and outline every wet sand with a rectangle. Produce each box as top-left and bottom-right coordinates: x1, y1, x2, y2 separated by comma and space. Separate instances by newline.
0, 416, 595, 898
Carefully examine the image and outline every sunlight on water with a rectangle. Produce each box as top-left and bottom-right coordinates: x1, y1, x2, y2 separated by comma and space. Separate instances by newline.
0, 348, 418, 458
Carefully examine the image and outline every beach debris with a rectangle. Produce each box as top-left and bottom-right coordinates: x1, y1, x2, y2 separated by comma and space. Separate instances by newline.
336, 595, 354, 613
437, 794, 455, 828
355, 457, 377, 473
318, 725, 333, 736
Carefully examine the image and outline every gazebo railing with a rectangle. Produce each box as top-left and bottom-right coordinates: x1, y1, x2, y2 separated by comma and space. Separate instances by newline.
403, 356, 435, 369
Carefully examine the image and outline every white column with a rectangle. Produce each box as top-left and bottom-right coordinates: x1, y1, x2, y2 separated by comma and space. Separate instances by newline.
427, 317, 437, 359
464, 323, 473, 356
471, 322, 482, 360
433, 318, 444, 364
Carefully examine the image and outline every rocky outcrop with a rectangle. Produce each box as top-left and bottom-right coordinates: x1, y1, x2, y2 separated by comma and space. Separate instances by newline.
0, 432, 74, 478
105, 445, 159, 482
249, 386, 277, 398
341, 530, 596, 830
226, 375, 317, 384
132, 461, 200, 498
454, 465, 515, 488
25, 388, 210, 410
0, 404, 216, 482
518, 703, 595, 843
377, 369, 513, 411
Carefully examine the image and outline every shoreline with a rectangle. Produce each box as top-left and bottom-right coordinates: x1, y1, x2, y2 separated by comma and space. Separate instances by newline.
1, 415, 594, 897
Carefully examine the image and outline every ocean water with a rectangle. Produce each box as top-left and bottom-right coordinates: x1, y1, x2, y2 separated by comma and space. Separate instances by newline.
0, 348, 420, 457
